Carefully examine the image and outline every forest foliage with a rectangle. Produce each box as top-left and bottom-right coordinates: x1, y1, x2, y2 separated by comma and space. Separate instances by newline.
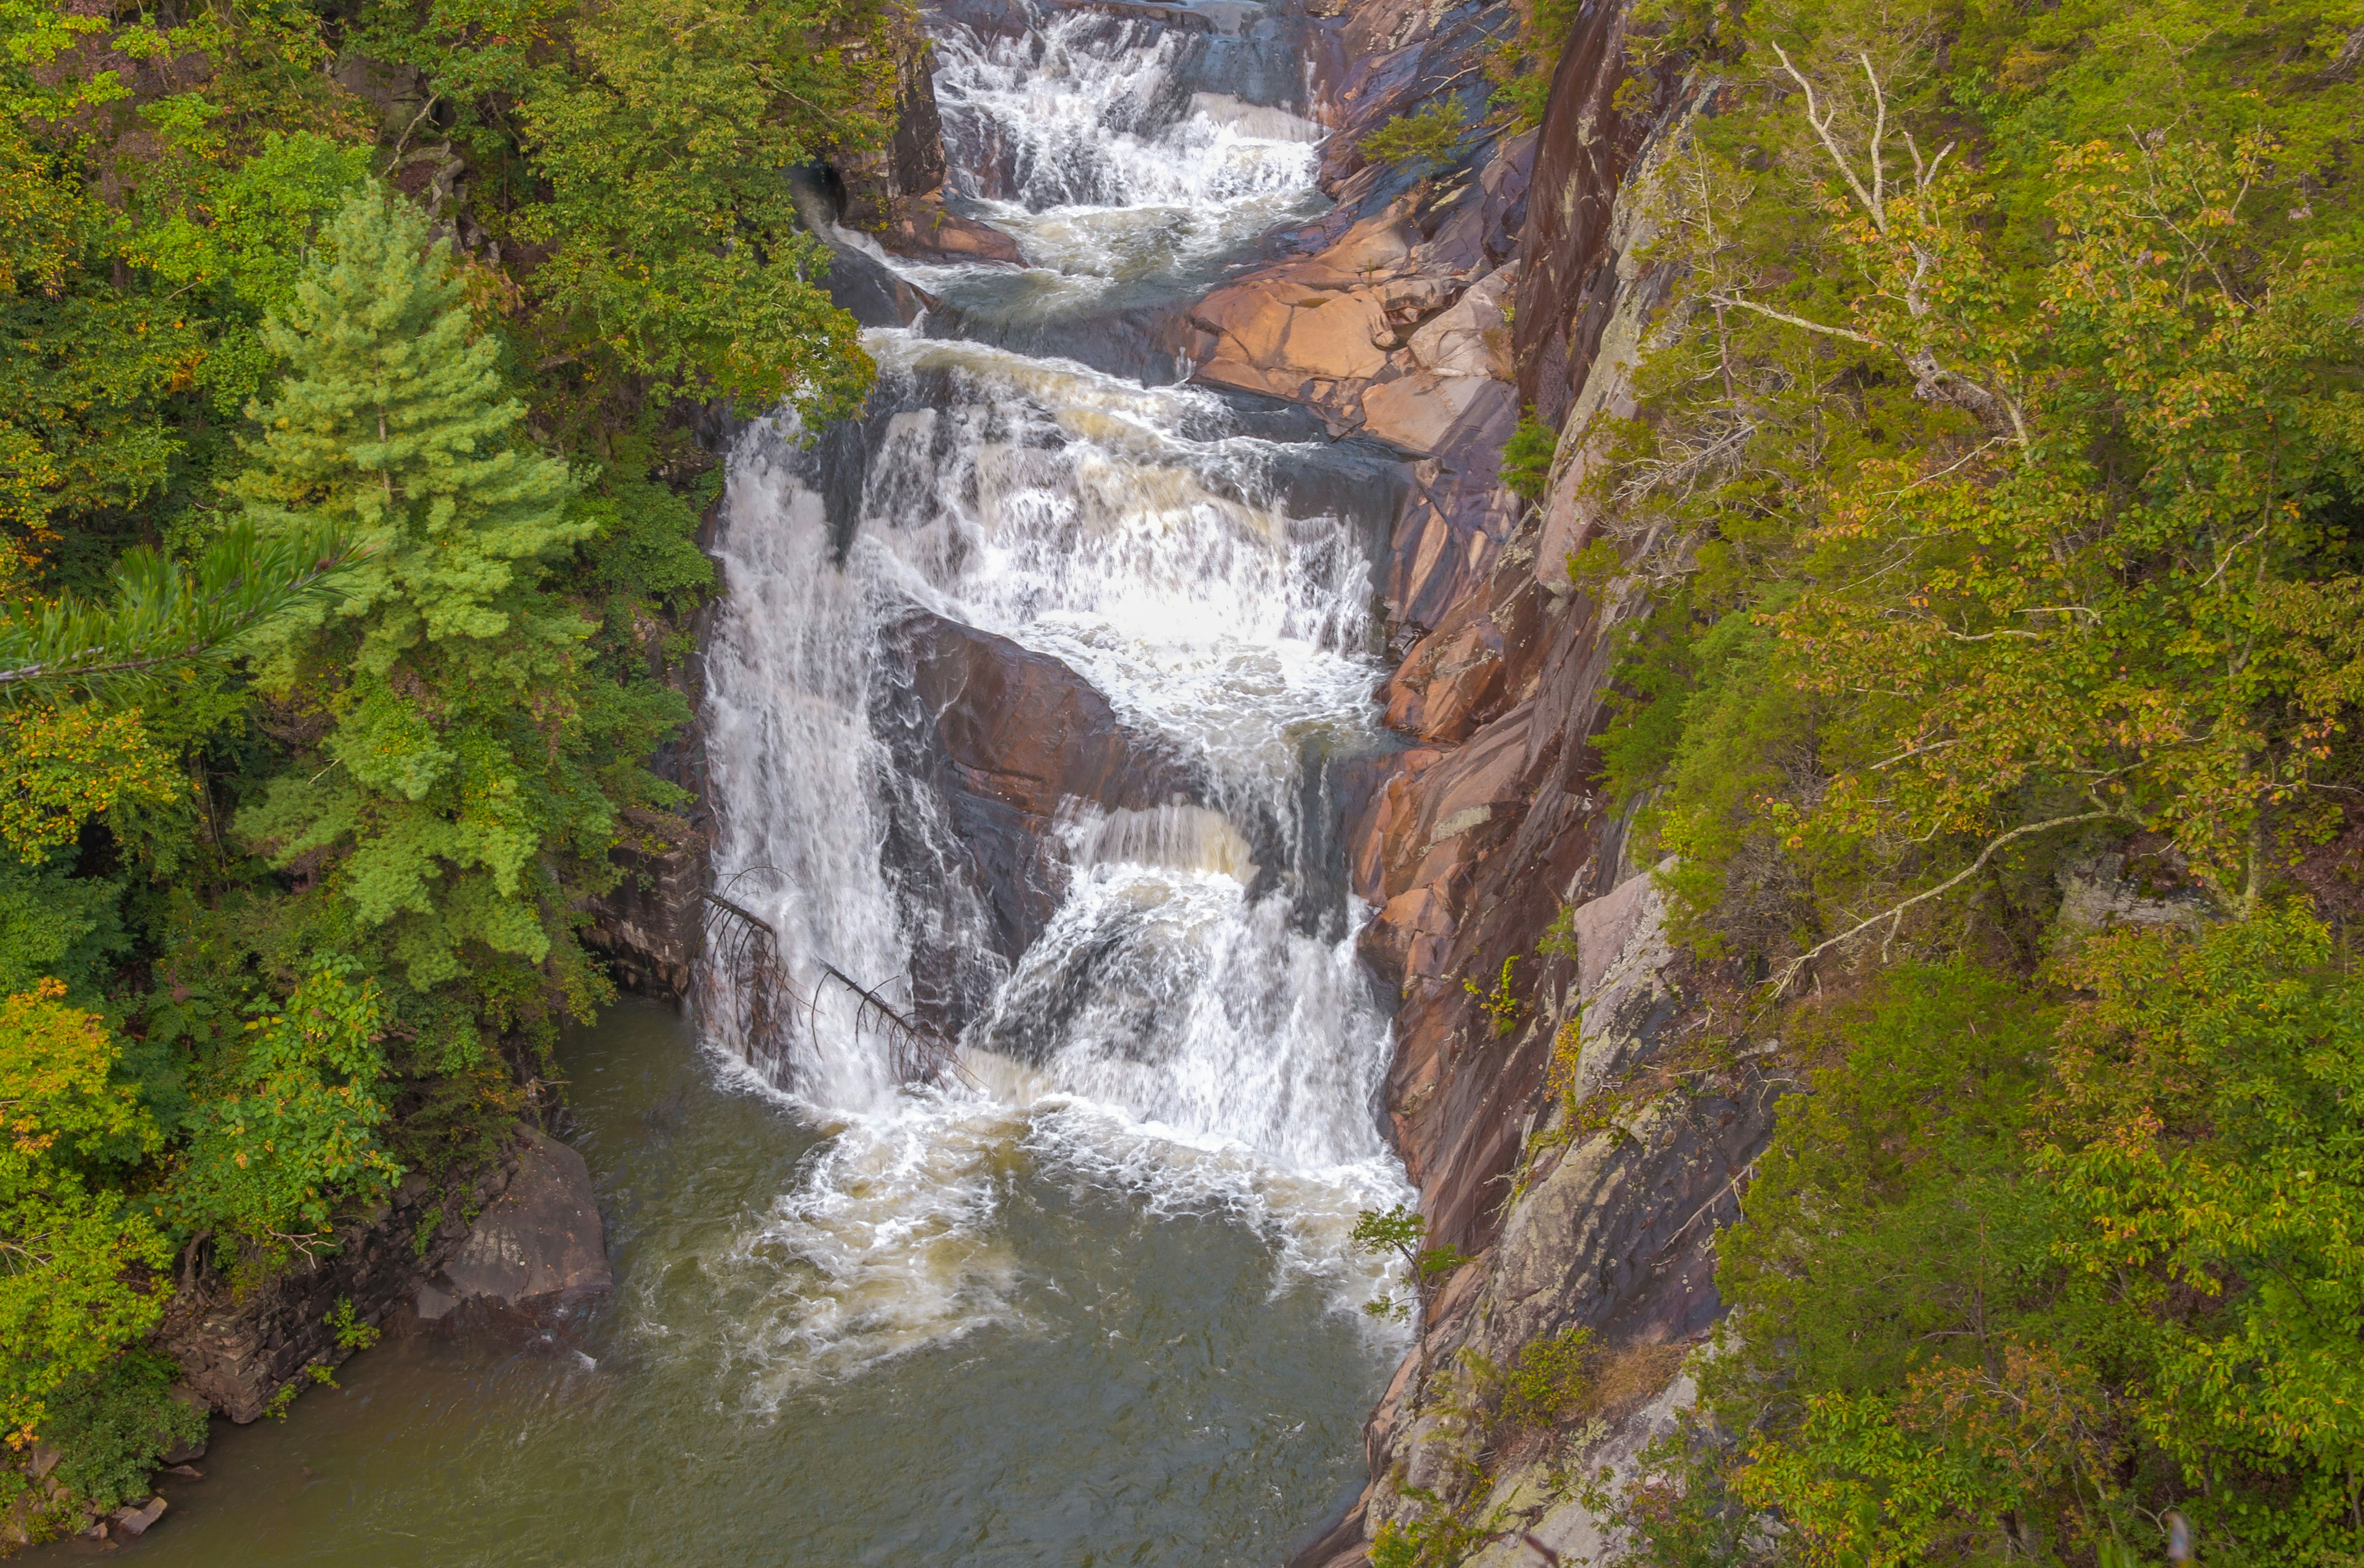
0, 0, 896, 1527
1556, 0, 2364, 1562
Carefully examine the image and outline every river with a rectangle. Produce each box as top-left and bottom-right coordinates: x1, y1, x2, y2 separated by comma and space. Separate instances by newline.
84, 4, 1415, 1561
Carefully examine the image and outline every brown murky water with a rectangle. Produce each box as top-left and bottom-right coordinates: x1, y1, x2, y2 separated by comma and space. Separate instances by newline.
66, 1002, 1394, 1567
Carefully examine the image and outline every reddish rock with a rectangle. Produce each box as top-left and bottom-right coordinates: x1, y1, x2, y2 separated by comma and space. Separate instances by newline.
874, 609, 1202, 968
1511, 0, 1658, 428
875, 201, 1024, 265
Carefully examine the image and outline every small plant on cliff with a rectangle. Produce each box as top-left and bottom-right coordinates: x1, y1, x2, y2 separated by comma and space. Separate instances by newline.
1464, 956, 1527, 1037
327, 1298, 380, 1353
1353, 1205, 1474, 1340
1500, 1324, 1594, 1430
1483, 0, 1583, 129
1499, 406, 1554, 502
1369, 1488, 1494, 1568
1537, 904, 1581, 965
1359, 98, 1470, 177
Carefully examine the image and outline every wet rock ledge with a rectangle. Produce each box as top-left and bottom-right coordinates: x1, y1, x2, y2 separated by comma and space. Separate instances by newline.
158, 1122, 611, 1425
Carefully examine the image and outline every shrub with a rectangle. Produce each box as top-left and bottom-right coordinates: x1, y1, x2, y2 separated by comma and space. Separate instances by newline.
1501, 1324, 1593, 1429
1359, 98, 1469, 175
1500, 406, 1554, 501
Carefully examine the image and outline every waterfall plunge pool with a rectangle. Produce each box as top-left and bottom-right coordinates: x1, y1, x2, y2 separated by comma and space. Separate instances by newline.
81, 1002, 1400, 1567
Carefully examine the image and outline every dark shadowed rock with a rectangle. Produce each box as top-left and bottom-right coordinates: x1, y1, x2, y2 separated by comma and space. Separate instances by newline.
433, 1127, 612, 1314
158, 1143, 527, 1423
872, 609, 1205, 1003
1511, 0, 1662, 427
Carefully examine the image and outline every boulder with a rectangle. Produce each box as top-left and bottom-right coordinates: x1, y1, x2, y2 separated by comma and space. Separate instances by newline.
872, 609, 1204, 976
1403, 267, 1512, 381
432, 1127, 612, 1316
2055, 849, 2210, 939
158, 1145, 522, 1422
111, 1498, 166, 1538
875, 203, 1024, 265
1359, 371, 1513, 459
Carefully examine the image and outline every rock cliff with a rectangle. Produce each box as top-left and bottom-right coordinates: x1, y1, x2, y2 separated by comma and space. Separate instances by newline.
1221, 2, 1785, 1563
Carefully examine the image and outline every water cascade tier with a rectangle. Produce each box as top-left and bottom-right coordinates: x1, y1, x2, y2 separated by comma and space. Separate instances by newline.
695, 0, 1417, 1550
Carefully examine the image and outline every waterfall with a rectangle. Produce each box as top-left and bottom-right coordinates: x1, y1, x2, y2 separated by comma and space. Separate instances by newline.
693, 0, 1408, 1391
885, 6, 1330, 320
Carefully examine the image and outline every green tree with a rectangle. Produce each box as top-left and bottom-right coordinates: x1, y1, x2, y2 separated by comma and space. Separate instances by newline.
2041, 907, 2364, 1550
1620, 920, 2364, 1566
232, 188, 609, 992
165, 960, 398, 1258
1590, 0, 2364, 969
1359, 99, 1471, 177
0, 983, 169, 1447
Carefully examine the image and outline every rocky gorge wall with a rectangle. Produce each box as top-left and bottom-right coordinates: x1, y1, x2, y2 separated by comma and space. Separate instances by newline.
573, 4, 1778, 1561
1183, 2, 1785, 1562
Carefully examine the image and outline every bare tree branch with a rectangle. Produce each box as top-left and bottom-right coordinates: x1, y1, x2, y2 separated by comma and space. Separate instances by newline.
1706, 291, 1886, 346
1769, 39, 1883, 227
1771, 810, 2132, 995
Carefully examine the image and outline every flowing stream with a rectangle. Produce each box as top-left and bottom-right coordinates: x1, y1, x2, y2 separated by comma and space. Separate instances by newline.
84, 6, 1412, 1562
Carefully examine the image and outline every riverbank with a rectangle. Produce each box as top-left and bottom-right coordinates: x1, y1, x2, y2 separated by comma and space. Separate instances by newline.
38, 1002, 1396, 1566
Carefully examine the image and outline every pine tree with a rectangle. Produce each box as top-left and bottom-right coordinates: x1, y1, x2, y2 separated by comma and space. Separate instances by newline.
233, 189, 606, 992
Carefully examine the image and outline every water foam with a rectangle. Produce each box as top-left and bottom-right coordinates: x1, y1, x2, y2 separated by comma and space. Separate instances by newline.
694, 2, 1409, 1387
909, 6, 1329, 310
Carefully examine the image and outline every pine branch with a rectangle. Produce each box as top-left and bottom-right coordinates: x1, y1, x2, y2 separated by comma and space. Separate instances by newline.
0, 524, 356, 700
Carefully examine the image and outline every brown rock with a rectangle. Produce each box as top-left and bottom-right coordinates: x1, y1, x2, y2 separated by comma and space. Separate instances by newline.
1404, 268, 1512, 380
584, 811, 706, 1003
111, 1498, 165, 1538
1359, 372, 1513, 459
877, 202, 1024, 265
1513, 0, 1656, 425
1381, 608, 1506, 746
440, 1125, 612, 1312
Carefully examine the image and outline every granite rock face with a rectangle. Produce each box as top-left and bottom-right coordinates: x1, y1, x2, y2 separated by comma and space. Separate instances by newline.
1213, 1, 1796, 1560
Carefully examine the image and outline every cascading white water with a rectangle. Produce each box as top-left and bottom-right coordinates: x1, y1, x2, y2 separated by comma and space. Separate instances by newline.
691, 1, 1409, 1396
895, 9, 1330, 313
